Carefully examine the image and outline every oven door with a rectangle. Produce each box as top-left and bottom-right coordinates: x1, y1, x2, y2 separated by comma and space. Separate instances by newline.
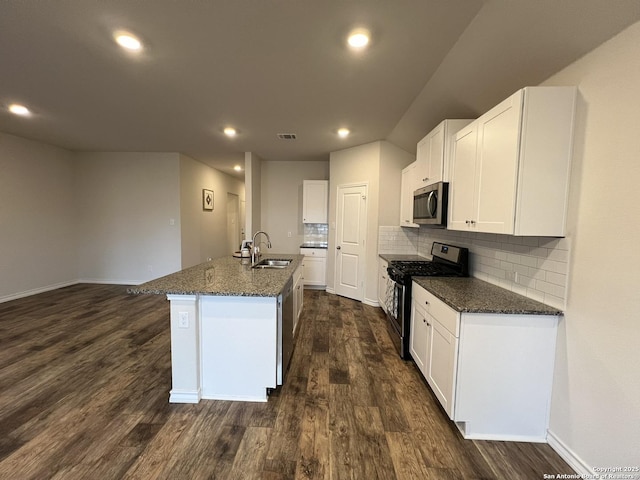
385, 278, 404, 353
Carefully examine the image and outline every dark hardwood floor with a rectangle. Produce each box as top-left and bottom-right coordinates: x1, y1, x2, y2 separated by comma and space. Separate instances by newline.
0, 284, 574, 479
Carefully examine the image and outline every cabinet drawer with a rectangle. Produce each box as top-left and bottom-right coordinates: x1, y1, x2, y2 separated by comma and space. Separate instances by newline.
412, 281, 431, 310
300, 248, 327, 258
425, 290, 459, 337
413, 282, 459, 337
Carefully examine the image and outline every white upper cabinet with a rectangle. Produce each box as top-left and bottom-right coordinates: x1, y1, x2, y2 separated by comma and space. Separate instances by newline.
400, 162, 419, 228
448, 86, 577, 236
416, 119, 473, 188
302, 180, 328, 224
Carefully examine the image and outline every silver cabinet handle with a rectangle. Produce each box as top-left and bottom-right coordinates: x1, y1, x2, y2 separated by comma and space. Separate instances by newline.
336, 246, 341, 250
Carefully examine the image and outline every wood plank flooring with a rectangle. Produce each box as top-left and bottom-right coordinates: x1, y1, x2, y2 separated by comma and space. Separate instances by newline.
0, 284, 574, 479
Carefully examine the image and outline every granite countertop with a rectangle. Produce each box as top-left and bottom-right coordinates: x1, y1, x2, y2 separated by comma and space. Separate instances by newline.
413, 277, 563, 316
379, 253, 430, 262
300, 242, 328, 249
128, 253, 304, 297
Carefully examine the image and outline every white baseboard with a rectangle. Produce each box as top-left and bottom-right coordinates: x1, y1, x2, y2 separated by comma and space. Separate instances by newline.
169, 389, 201, 404
0, 280, 78, 304
363, 297, 380, 308
77, 278, 141, 285
0, 278, 145, 304
547, 429, 590, 475
325, 287, 336, 295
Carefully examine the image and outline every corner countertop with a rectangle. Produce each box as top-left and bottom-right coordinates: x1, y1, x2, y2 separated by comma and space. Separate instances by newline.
413, 277, 563, 316
378, 253, 430, 262
128, 253, 304, 297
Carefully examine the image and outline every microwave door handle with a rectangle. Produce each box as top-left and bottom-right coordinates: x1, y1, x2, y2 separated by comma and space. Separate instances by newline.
427, 191, 437, 217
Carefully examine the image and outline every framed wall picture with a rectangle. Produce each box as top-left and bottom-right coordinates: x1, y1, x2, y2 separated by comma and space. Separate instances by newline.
203, 189, 214, 211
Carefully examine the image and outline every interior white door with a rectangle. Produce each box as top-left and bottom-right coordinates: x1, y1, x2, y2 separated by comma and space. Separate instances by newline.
335, 184, 367, 301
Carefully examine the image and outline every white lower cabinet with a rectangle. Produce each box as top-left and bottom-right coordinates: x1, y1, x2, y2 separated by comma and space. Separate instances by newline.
293, 264, 304, 334
300, 248, 326, 287
409, 298, 429, 374
410, 281, 558, 442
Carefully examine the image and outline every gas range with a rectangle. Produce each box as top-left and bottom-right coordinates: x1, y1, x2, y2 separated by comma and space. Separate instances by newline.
384, 242, 469, 359
387, 243, 469, 284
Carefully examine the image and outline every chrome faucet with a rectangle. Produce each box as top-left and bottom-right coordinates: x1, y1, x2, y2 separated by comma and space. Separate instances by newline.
251, 231, 272, 265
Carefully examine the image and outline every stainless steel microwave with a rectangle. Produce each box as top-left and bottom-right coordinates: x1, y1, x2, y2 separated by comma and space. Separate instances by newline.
413, 182, 448, 227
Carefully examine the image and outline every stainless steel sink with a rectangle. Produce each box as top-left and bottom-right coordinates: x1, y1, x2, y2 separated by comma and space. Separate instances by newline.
252, 258, 292, 269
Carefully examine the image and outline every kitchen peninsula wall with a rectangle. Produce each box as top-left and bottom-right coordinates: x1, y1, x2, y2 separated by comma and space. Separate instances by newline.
379, 225, 569, 309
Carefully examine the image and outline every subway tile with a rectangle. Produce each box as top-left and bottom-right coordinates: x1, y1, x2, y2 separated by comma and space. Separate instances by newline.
547, 248, 569, 262
526, 288, 545, 303
544, 294, 565, 310
546, 271, 567, 287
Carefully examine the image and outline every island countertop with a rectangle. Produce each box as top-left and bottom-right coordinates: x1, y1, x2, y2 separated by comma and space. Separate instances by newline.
128, 253, 304, 297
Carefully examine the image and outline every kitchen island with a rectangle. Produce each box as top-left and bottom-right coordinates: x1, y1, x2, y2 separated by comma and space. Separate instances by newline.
129, 253, 304, 403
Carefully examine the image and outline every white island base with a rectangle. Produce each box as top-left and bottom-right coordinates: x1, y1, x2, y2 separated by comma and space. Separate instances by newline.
167, 294, 280, 403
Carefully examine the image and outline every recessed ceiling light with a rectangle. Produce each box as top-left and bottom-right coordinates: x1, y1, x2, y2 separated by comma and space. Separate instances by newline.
114, 32, 142, 51
224, 127, 237, 137
8, 104, 31, 116
347, 28, 370, 49
338, 128, 350, 138
233, 165, 242, 172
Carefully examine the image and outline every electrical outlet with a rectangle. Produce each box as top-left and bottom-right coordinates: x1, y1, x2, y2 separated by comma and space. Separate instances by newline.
288, 231, 292, 237
178, 312, 189, 328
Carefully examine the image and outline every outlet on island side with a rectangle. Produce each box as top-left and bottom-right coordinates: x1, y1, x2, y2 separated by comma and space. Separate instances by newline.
178, 312, 189, 328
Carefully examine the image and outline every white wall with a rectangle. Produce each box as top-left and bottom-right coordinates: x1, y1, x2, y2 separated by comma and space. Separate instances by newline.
328, 142, 381, 305
540, 21, 640, 470
75, 152, 182, 284
260, 160, 329, 254
329, 141, 414, 305
180, 154, 245, 267
0, 133, 77, 301
379, 142, 415, 226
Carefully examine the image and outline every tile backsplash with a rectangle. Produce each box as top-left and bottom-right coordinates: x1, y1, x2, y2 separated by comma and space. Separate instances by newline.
304, 223, 328, 244
378, 226, 570, 309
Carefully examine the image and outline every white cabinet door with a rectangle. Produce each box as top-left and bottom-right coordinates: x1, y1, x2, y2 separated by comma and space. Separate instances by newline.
411, 281, 460, 420
449, 125, 478, 231
378, 258, 388, 313
415, 133, 433, 189
303, 256, 326, 286
303, 180, 328, 223
416, 120, 473, 189
410, 300, 429, 375
400, 162, 418, 228
448, 87, 575, 236
300, 248, 326, 287
473, 91, 522, 234
426, 318, 459, 419
416, 123, 445, 189
293, 264, 304, 334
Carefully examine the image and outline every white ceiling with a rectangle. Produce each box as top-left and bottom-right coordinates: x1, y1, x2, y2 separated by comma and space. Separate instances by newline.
1, 1, 639, 179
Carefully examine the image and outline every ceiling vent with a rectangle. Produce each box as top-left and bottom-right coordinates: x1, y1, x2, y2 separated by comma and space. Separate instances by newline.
277, 133, 297, 140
